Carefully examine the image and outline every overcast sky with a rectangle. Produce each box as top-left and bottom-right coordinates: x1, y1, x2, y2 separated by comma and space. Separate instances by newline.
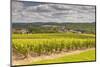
12, 0, 95, 23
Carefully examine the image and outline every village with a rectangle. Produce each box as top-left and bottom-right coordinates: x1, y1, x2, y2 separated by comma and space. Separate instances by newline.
12, 24, 85, 34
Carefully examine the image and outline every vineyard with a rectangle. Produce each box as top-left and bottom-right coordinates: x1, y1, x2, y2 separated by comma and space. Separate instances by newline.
12, 0, 96, 65
12, 33, 95, 59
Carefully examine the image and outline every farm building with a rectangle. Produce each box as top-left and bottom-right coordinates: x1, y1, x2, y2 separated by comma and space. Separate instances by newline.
12, 28, 29, 34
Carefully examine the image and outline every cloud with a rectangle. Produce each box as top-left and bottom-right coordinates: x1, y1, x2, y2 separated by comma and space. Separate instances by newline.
12, 1, 95, 23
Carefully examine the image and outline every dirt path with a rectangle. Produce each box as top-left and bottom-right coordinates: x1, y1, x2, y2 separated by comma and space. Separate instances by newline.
12, 48, 95, 66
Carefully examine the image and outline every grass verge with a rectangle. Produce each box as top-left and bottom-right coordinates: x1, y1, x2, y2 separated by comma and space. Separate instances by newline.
32, 49, 95, 64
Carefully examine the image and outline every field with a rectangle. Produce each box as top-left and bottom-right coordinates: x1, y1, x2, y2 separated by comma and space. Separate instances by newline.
12, 32, 96, 65
12, 22, 96, 65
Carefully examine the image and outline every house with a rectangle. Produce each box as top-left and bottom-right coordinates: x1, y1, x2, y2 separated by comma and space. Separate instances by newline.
58, 26, 68, 32
12, 28, 29, 34
69, 30, 83, 34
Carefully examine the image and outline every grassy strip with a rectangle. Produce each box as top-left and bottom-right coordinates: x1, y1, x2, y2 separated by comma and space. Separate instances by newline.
32, 49, 95, 64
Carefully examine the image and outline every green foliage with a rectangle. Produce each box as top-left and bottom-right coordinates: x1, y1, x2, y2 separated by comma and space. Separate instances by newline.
12, 33, 95, 57
12, 23, 95, 34
12, 33, 95, 39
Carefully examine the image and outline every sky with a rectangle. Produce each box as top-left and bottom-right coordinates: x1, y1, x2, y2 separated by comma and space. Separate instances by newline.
12, 0, 96, 23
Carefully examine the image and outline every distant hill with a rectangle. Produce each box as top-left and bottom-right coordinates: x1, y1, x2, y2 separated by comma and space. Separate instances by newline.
12, 22, 96, 34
